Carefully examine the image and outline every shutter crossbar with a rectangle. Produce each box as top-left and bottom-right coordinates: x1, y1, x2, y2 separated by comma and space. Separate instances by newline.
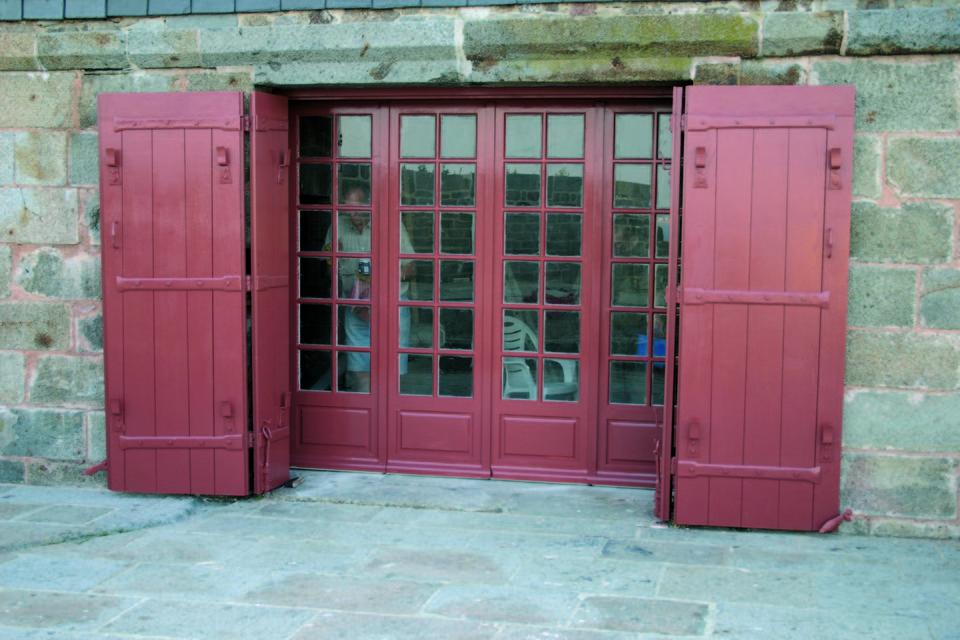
116, 276, 244, 292
683, 288, 830, 309
114, 116, 243, 131
119, 435, 244, 451
684, 114, 835, 131
678, 461, 821, 484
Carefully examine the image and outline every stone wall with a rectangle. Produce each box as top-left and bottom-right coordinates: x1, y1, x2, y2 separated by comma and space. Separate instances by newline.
0, 1, 958, 536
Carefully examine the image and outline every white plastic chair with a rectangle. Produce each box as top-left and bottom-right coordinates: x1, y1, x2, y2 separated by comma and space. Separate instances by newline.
502, 316, 579, 401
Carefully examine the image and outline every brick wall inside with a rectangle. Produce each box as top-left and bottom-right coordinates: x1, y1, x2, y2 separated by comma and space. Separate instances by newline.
0, 0, 958, 537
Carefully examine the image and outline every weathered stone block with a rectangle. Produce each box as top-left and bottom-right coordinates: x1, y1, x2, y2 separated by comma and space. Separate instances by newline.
852, 134, 881, 199
0, 188, 79, 244
0, 351, 26, 403
0, 33, 40, 72
79, 312, 103, 353
29, 355, 104, 407
128, 29, 203, 68
200, 22, 458, 68
0, 459, 25, 484
762, 11, 843, 57
850, 201, 954, 265
844, 389, 960, 453
15, 248, 101, 300
694, 62, 739, 86
69, 131, 99, 187
886, 137, 960, 199
166, 13, 238, 28
27, 459, 108, 487
38, 31, 129, 71
865, 519, 960, 540
79, 73, 177, 128
847, 264, 917, 328
847, 8, 960, 55
0, 73, 77, 129
739, 60, 805, 86
813, 60, 959, 133
462, 14, 759, 62
0, 132, 13, 186
462, 56, 693, 86
87, 411, 106, 461
0, 408, 85, 460
183, 71, 254, 93
0, 302, 71, 351
0, 244, 10, 298
14, 131, 67, 187
81, 189, 100, 246
920, 267, 960, 330
841, 452, 958, 520
846, 330, 960, 390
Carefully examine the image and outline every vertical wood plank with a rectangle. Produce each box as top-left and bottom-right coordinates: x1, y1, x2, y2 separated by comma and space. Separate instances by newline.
152, 129, 192, 494
741, 128, 789, 529
185, 128, 216, 495
707, 128, 753, 527
779, 127, 826, 530
121, 128, 157, 493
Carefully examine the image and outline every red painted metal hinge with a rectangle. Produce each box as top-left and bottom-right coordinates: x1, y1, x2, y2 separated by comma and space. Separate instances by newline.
677, 461, 822, 484
243, 115, 252, 132
83, 460, 108, 476
109, 399, 125, 432
684, 114, 836, 131
114, 116, 244, 131
116, 276, 244, 292
118, 434, 244, 450
683, 288, 830, 309
104, 148, 121, 185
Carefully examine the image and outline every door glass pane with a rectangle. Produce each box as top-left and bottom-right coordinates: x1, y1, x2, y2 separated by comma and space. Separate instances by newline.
401, 164, 435, 206
300, 257, 332, 299
546, 213, 581, 257
546, 164, 583, 208
503, 357, 538, 400
300, 303, 332, 345
440, 308, 473, 350
440, 164, 476, 206
504, 261, 539, 304
658, 113, 672, 160
610, 361, 647, 405
651, 313, 668, 358
505, 164, 541, 207
505, 212, 540, 255
407, 306, 433, 349
545, 262, 581, 305
300, 164, 332, 205
335, 212, 371, 256
654, 213, 670, 258
440, 260, 474, 302
654, 264, 669, 308
337, 165, 371, 204
505, 115, 542, 158
300, 350, 332, 391
652, 363, 666, 406
406, 259, 434, 302
503, 309, 538, 352
441, 115, 477, 159
611, 312, 648, 356
615, 114, 653, 159
300, 210, 332, 252
337, 305, 370, 394
402, 211, 434, 253
439, 355, 472, 397
613, 214, 650, 258
440, 212, 475, 254
401, 354, 433, 396
339, 116, 371, 158
401, 115, 436, 158
612, 263, 649, 307
543, 358, 578, 402
614, 164, 652, 209
547, 115, 584, 158
656, 165, 671, 210
300, 116, 332, 158
544, 311, 580, 354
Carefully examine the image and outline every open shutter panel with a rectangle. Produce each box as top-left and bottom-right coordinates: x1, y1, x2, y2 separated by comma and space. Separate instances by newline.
99, 92, 250, 496
672, 86, 854, 531
249, 92, 292, 494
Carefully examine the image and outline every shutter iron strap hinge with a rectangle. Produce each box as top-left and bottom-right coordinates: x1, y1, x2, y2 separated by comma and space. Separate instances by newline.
116, 276, 244, 292
677, 460, 822, 484
118, 434, 244, 450
684, 114, 836, 131
683, 288, 830, 309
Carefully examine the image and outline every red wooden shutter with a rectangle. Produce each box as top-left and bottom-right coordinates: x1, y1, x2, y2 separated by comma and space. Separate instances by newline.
671, 86, 854, 531
249, 93, 292, 493
100, 92, 250, 495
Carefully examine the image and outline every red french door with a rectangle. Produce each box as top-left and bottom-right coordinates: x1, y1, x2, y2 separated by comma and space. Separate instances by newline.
290, 93, 677, 485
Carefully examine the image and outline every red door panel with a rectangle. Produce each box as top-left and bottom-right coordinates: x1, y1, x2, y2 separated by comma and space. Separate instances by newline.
100, 92, 249, 495
250, 92, 292, 493
671, 86, 854, 531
